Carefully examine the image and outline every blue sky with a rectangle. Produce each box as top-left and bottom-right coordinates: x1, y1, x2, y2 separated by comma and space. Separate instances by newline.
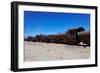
24, 11, 90, 38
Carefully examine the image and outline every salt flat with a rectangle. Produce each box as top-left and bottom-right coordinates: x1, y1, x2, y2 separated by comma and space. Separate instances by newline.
24, 41, 90, 62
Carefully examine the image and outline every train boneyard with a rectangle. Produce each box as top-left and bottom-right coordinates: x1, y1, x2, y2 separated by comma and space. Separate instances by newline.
25, 27, 90, 46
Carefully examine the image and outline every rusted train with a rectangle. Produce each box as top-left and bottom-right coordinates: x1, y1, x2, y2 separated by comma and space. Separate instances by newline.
25, 27, 90, 46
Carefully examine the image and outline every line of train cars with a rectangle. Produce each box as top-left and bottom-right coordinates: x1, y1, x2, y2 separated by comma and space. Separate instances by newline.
25, 27, 90, 46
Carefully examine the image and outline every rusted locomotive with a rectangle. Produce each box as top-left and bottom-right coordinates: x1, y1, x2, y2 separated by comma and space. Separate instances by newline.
65, 27, 90, 46
25, 27, 90, 46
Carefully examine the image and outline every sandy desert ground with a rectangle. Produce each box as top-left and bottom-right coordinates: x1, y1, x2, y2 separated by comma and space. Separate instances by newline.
24, 41, 90, 62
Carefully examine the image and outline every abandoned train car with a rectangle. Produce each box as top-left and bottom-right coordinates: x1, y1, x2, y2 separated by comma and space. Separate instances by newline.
25, 27, 90, 46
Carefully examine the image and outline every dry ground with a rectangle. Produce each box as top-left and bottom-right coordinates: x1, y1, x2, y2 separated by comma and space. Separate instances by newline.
24, 41, 90, 62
